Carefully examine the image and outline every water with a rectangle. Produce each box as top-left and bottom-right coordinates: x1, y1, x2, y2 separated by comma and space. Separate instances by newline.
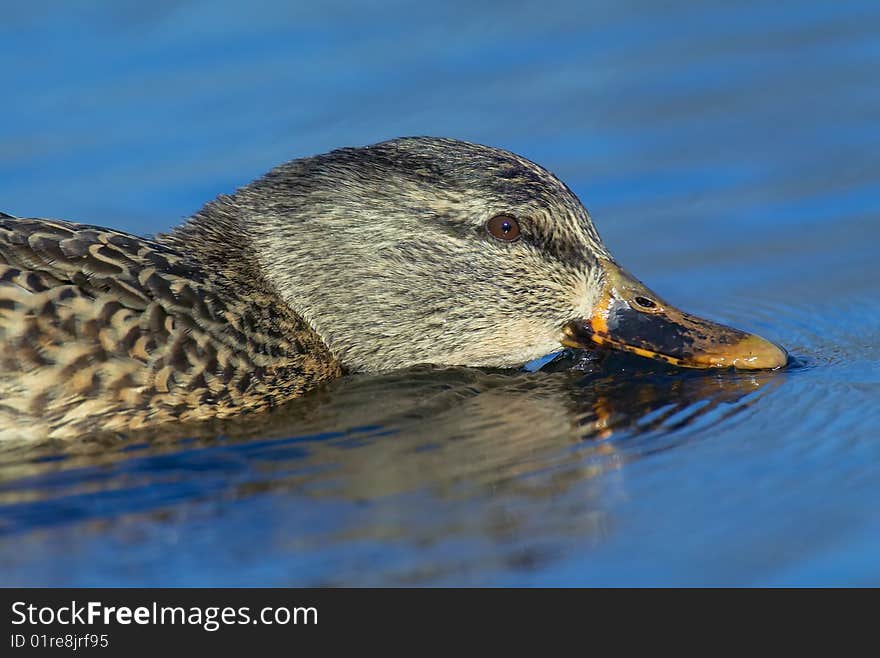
1, 0, 878, 586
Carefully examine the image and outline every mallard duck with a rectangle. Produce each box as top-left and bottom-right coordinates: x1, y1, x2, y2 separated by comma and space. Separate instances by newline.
0, 137, 786, 439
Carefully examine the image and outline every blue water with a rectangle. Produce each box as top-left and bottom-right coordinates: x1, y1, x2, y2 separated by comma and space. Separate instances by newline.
1, 1, 878, 586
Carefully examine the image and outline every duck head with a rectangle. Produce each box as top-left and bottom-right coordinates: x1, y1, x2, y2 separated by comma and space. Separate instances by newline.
212, 137, 786, 372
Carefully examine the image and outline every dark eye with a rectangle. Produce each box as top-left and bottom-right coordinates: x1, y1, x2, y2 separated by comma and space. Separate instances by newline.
633, 296, 657, 309
486, 214, 521, 242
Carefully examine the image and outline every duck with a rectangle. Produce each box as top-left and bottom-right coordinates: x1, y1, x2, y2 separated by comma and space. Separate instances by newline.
0, 137, 787, 440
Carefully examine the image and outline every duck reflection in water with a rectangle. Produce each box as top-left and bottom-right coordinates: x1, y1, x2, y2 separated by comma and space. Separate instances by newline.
0, 351, 782, 578
4, 350, 780, 497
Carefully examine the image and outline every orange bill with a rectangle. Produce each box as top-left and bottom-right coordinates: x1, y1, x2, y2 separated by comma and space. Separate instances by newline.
562, 261, 787, 370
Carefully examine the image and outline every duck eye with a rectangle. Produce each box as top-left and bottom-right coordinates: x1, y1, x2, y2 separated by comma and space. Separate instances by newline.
633, 296, 657, 309
486, 214, 521, 242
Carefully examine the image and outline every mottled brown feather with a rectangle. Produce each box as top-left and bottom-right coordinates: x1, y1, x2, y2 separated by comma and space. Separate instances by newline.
0, 216, 341, 440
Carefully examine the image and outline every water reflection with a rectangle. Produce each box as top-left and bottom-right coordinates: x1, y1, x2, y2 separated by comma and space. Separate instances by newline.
0, 350, 778, 542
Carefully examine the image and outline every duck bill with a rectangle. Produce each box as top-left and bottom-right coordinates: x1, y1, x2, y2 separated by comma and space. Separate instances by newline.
562, 261, 787, 370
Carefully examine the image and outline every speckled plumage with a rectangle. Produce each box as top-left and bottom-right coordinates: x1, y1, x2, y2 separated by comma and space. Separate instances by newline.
0, 215, 340, 440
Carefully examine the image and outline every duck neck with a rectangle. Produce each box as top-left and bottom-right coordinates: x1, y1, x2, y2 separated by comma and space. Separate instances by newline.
160, 194, 264, 292
158, 195, 343, 405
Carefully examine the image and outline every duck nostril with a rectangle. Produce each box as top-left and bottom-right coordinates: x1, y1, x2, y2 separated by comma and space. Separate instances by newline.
633, 296, 657, 309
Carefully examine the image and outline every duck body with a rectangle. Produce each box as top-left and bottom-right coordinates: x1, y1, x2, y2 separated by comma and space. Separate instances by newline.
0, 214, 340, 439
0, 137, 786, 440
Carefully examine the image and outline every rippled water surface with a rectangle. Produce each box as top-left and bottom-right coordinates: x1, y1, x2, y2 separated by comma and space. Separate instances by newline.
1, 1, 878, 585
